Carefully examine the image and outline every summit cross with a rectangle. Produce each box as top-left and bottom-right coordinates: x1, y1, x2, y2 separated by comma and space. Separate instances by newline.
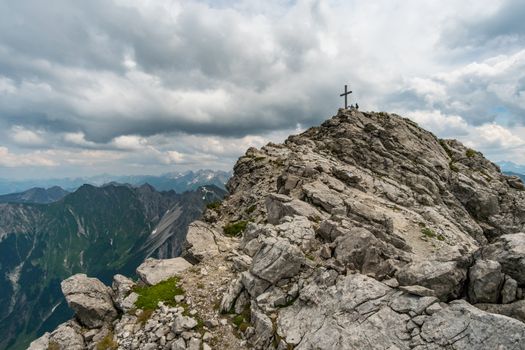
340, 85, 352, 109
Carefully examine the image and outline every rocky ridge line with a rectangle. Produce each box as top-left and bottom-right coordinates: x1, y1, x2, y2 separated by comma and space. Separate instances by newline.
30, 108, 525, 349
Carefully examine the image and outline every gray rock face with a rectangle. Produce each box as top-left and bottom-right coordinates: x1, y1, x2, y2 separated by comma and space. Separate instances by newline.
502, 276, 518, 304
468, 259, 504, 304
250, 308, 274, 349
220, 276, 243, 313
265, 194, 323, 224
182, 221, 220, 263
396, 260, 467, 301
483, 233, 525, 284
48, 321, 85, 350
61, 274, 118, 329
136, 257, 193, 285
112, 274, 135, 312
421, 300, 525, 349
172, 315, 198, 334
334, 227, 391, 276
250, 237, 305, 284
475, 300, 525, 323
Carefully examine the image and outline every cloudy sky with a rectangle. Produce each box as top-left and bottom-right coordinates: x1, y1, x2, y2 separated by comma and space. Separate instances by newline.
1, 0, 525, 179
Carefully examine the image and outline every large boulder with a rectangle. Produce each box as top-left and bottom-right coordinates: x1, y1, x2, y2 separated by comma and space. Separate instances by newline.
251, 237, 305, 284
302, 181, 345, 213
136, 257, 193, 285
396, 260, 467, 301
334, 227, 389, 276
467, 259, 504, 304
61, 274, 118, 329
181, 221, 220, 263
483, 233, 525, 284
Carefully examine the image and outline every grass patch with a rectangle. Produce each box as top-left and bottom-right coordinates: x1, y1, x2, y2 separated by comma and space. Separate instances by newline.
466, 148, 476, 158
206, 201, 222, 210
96, 332, 118, 350
421, 227, 446, 242
439, 139, 453, 158
246, 205, 257, 214
421, 227, 436, 238
133, 277, 184, 311
223, 220, 248, 237
232, 304, 251, 335
449, 161, 459, 172
136, 309, 154, 325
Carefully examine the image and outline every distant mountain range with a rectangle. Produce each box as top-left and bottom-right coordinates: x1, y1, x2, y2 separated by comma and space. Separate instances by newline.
497, 160, 525, 174
0, 186, 69, 204
0, 169, 231, 195
0, 183, 226, 350
496, 161, 525, 182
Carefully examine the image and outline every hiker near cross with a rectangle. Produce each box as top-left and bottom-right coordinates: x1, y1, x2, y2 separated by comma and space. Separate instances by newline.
340, 85, 352, 109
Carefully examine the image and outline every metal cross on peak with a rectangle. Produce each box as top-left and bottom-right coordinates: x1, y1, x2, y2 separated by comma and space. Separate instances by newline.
340, 84, 352, 109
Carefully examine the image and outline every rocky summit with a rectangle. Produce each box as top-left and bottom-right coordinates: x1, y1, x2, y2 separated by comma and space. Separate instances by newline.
31, 108, 525, 349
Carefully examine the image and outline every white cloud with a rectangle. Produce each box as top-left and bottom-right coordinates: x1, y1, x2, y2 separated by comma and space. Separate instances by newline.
404, 110, 470, 137
63, 132, 98, 148
111, 135, 148, 151
0, 147, 57, 167
162, 150, 185, 164
472, 123, 524, 149
2, 0, 525, 177
10, 126, 46, 146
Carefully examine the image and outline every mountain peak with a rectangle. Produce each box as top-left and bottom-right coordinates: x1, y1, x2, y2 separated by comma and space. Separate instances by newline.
36, 109, 525, 350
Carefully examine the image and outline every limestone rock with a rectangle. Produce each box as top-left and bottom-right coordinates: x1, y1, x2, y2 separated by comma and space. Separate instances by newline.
241, 271, 271, 297
399, 285, 436, 297
334, 227, 389, 276
396, 260, 467, 301
182, 220, 220, 263
265, 194, 322, 224
172, 315, 198, 334
475, 300, 525, 323
468, 259, 504, 304
250, 308, 274, 349
112, 274, 135, 312
302, 181, 344, 213
501, 276, 518, 304
483, 233, 525, 284
421, 300, 525, 348
251, 237, 305, 284
48, 321, 85, 350
61, 274, 117, 329
136, 257, 193, 285
220, 276, 244, 313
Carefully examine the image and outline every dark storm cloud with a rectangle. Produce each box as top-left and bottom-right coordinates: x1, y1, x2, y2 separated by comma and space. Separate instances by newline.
441, 1, 525, 56
0, 0, 343, 144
